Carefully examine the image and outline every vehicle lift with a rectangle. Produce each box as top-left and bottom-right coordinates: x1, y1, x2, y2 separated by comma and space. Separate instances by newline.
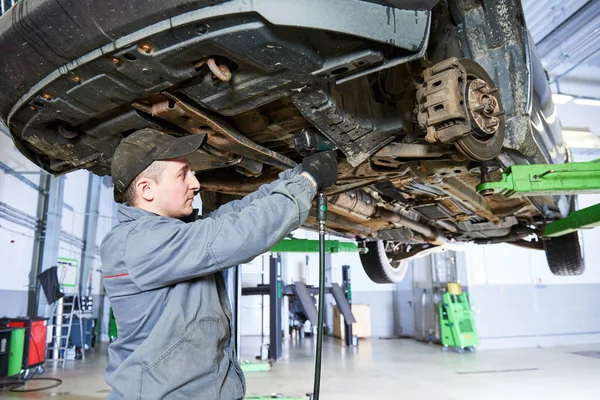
239, 239, 359, 400
242, 240, 358, 361
476, 157, 600, 237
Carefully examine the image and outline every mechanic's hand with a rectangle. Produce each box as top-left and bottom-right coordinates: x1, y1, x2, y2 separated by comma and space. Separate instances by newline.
301, 150, 338, 191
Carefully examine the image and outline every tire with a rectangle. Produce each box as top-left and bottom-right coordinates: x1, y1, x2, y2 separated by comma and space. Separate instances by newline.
359, 240, 410, 283
543, 232, 584, 276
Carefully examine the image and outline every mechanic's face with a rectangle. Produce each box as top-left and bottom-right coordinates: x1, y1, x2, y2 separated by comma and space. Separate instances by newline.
153, 157, 200, 218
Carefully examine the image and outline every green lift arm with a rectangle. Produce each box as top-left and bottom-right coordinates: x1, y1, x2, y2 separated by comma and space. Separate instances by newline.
476, 158, 600, 238
270, 238, 360, 253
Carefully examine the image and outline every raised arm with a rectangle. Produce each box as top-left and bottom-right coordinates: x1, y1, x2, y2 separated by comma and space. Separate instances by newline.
124, 175, 315, 291
206, 165, 302, 218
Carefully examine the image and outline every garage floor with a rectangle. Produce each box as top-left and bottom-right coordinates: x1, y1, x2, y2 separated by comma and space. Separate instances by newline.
2, 338, 599, 399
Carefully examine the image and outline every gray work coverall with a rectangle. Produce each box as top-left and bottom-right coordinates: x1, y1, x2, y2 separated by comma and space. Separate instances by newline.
100, 167, 315, 399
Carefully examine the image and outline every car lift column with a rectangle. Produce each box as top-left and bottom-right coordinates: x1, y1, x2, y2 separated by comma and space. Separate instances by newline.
269, 253, 283, 361
342, 265, 353, 347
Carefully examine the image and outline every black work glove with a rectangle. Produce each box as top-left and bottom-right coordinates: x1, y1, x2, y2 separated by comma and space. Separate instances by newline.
301, 151, 338, 191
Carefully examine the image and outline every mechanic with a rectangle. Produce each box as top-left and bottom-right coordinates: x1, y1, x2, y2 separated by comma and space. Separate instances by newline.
100, 128, 337, 399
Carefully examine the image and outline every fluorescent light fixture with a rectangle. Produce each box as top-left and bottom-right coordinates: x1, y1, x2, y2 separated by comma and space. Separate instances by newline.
573, 98, 600, 107
552, 93, 573, 104
562, 128, 600, 149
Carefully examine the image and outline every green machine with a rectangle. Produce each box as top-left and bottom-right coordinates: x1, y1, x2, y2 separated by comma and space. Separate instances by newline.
439, 283, 478, 353
7, 328, 26, 377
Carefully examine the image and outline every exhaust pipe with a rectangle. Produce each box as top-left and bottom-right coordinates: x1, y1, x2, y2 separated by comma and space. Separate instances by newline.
329, 190, 452, 246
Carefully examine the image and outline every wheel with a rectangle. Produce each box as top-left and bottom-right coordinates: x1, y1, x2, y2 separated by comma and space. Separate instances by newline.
456, 347, 464, 354
467, 346, 476, 352
454, 59, 505, 161
359, 240, 410, 283
36, 365, 45, 375
442, 345, 449, 352
543, 231, 584, 275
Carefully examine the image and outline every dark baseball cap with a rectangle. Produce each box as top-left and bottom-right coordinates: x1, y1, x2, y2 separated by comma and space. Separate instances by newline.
111, 128, 207, 195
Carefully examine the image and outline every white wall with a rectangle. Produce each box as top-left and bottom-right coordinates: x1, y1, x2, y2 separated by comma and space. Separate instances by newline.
0, 132, 42, 303
0, 128, 117, 317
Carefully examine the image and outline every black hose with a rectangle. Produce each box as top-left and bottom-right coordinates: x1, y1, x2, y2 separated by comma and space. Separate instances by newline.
0, 369, 63, 393
9, 378, 63, 392
312, 192, 327, 400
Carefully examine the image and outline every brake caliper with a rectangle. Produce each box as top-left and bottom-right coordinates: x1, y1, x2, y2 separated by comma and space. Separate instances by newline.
416, 58, 471, 144
415, 57, 505, 161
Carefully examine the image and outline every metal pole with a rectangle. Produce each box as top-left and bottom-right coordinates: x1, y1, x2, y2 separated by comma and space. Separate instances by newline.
269, 254, 282, 361
342, 265, 353, 347
27, 174, 51, 317
80, 173, 102, 296
313, 192, 327, 400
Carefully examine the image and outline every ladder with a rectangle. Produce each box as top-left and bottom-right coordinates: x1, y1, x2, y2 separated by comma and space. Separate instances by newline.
47, 291, 85, 364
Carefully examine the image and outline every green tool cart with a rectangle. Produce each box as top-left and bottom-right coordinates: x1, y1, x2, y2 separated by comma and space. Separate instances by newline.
439, 283, 478, 353
1, 327, 26, 378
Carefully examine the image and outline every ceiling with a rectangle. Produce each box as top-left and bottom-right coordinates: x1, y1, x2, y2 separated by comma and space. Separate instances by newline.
522, 0, 600, 98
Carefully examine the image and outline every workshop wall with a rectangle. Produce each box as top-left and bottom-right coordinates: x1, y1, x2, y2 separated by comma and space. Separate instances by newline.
0, 127, 117, 323
0, 130, 43, 316
59, 170, 89, 288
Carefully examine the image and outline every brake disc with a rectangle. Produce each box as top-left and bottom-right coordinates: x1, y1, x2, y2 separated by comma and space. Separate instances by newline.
454, 59, 505, 161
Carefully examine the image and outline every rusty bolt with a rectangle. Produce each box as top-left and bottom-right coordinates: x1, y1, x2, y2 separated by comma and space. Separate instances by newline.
473, 83, 486, 91
72, 75, 82, 83
139, 43, 154, 53
487, 88, 499, 94
110, 56, 121, 65
486, 120, 499, 129
473, 104, 485, 112
494, 110, 505, 117
30, 105, 36, 111
42, 93, 52, 100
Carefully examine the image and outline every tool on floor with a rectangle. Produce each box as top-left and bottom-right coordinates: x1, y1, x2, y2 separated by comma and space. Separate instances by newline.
293, 128, 338, 400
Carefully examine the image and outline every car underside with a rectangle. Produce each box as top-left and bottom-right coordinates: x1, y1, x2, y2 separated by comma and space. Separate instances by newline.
0, 0, 582, 281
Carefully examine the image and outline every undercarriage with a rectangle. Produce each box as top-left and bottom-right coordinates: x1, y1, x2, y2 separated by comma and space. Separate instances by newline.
0, 0, 570, 273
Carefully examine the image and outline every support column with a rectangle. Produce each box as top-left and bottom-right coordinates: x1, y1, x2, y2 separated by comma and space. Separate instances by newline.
27, 174, 50, 317
342, 265, 354, 347
37, 175, 65, 315
80, 173, 102, 296
269, 254, 283, 361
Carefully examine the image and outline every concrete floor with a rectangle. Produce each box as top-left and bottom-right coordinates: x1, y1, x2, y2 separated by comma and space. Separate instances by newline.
2, 337, 600, 399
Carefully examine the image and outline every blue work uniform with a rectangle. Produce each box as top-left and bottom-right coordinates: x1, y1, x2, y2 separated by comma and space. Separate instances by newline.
100, 167, 315, 399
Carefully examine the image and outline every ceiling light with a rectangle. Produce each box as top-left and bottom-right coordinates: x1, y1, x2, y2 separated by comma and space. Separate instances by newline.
573, 98, 600, 107
552, 93, 573, 104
